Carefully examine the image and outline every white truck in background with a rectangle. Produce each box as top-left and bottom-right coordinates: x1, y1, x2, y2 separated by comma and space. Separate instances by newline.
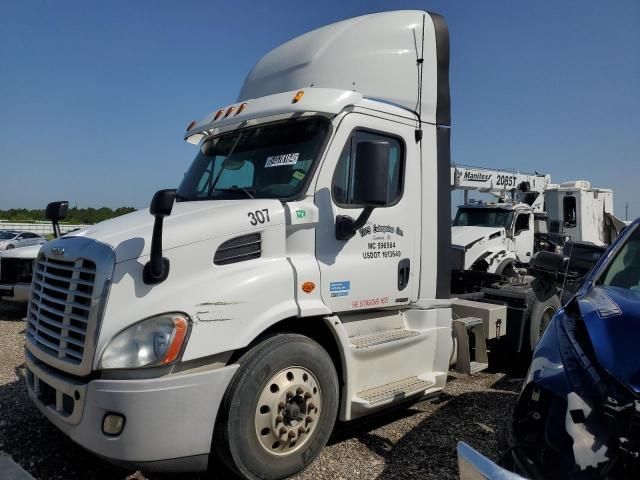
0, 202, 69, 304
448, 165, 626, 356
450, 165, 623, 277
21, 11, 569, 479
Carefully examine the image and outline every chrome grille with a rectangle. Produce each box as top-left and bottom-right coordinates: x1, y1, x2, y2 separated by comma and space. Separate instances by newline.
26, 256, 96, 365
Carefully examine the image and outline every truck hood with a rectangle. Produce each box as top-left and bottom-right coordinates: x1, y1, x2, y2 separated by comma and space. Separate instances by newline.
0, 244, 41, 259
451, 226, 505, 249
578, 286, 640, 394
70, 199, 285, 263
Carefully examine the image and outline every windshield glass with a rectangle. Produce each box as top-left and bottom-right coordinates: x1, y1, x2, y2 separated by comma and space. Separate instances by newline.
177, 117, 329, 201
0, 231, 17, 240
453, 208, 514, 228
599, 225, 640, 292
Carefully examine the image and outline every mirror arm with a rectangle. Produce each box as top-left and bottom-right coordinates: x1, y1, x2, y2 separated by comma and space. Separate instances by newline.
335, 207, 374, 241
52, 220, 61, 239
143, 216, 170, 284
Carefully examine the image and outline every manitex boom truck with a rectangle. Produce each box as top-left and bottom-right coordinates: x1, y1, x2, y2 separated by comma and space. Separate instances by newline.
25, 11, 507, 479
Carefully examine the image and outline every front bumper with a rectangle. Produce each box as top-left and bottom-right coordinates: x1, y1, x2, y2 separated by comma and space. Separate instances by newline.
0, 282, 30, 303
25, 352, 239, 472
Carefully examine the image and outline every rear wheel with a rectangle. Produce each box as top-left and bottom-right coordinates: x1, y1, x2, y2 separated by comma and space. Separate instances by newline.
527, 293, 561, 350
213, 333, 338, 480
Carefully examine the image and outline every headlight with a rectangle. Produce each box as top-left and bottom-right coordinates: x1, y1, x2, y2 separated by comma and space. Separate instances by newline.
99, 313, 190, 369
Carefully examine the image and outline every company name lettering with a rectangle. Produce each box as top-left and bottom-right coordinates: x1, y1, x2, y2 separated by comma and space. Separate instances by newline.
463, 171, 492, 182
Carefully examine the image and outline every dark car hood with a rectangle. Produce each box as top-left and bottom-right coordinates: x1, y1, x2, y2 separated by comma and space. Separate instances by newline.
578, 286, 640, 394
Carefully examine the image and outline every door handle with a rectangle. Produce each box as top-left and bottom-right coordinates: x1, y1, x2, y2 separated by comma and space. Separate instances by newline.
398, 258, 410, 291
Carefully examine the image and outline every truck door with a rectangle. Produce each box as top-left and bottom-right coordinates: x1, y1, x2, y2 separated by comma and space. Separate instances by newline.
512, 212, 534, 262
315, 114, 420, 312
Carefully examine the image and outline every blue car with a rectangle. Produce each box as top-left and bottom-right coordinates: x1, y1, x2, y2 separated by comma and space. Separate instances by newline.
460, 218, 640, 479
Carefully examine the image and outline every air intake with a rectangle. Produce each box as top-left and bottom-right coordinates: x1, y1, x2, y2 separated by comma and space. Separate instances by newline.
214, 233, 262, 266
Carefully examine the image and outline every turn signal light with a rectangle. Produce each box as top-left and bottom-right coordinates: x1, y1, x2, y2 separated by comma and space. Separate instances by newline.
236, 103, 247, 115
161, 316, 189, 365
302, 281, 315, 293
292, 90, 304, 103
213, 109, 225, 121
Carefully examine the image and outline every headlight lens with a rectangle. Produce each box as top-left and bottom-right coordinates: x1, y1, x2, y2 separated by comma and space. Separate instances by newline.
99, 313, 190, 369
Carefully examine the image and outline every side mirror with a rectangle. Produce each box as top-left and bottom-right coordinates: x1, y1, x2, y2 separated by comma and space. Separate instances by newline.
144, 189, 176, 284
45, 201, 69, 238
335, 141, 390, 240
149, 189, 176, 217
45, 201, 69, 222
351, 141, 391, 206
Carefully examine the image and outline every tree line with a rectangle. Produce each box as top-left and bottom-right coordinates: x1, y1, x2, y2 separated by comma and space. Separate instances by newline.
0, 207, 137, 225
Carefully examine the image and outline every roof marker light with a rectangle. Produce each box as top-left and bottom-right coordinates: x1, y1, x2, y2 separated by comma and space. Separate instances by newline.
186, 120, 197, 131
213, 109, 225, 121
292, 90, 304, 103
236, 103, 247, 115
224, 106, 235, 118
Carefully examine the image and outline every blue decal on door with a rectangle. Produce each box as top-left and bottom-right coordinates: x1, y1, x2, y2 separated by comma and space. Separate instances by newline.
330, 281, 351, 298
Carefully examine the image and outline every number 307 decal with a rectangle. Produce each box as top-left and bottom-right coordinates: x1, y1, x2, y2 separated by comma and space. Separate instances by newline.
248, 209, 270, 226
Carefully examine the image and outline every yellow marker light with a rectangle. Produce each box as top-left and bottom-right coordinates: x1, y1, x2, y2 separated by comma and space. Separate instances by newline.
236, 103, 247, 115
292, 90, 304, 103
302, 281, 315, 293
161, 316, 189, 365
224, 106, 235, 118
186, 120, 197, 131
213, 109, 225, 121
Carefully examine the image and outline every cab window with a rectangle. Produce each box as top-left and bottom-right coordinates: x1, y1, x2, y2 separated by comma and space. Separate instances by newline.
332, 130, 403, 207
514, 213, 530, 235
563, 196, 577, 228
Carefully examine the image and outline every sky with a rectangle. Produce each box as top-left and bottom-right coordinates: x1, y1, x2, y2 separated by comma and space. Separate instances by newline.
1, 0, 638, 219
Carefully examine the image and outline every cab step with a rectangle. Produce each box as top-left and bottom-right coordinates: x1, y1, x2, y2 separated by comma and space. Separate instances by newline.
452, 317, 489, 374
469, 361, 489, 374
355, 376, 434, 406
349, 328, 420, 349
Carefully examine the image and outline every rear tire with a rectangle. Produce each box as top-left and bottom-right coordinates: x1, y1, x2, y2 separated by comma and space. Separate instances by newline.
527, 293, 561, 350
213, 333, 338, 480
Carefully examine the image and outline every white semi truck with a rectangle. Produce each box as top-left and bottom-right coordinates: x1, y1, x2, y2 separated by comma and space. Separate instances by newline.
23, 11, 538, 479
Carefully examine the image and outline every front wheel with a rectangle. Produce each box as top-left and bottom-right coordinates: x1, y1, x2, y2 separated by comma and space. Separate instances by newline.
5, 244, 14, 250
213, 333, 338, 480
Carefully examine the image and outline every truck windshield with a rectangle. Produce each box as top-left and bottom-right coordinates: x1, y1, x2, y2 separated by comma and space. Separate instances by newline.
453, 208, 514, 229
177, 117, 329, 201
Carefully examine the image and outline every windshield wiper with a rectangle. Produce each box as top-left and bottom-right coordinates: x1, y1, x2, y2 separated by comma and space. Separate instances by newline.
215, 187, 256, 199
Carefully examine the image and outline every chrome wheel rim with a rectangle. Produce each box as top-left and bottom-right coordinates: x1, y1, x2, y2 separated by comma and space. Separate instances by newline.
254, 366, 321, 456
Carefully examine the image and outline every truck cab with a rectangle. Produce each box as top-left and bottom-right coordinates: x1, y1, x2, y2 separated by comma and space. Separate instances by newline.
452, 202, 534, 274
25, 11, 498, 479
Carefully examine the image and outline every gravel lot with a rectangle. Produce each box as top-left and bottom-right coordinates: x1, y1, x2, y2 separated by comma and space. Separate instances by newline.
0, 303, 522, 480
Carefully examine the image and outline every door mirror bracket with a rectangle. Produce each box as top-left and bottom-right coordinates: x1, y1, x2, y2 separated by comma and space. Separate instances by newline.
335, 207, 374, 240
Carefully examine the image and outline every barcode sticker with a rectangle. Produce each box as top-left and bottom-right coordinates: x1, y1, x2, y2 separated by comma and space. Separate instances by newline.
265, 153, 299, 168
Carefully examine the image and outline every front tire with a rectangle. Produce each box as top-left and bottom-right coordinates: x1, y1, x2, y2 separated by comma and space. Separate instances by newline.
213, 333, 338, 480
